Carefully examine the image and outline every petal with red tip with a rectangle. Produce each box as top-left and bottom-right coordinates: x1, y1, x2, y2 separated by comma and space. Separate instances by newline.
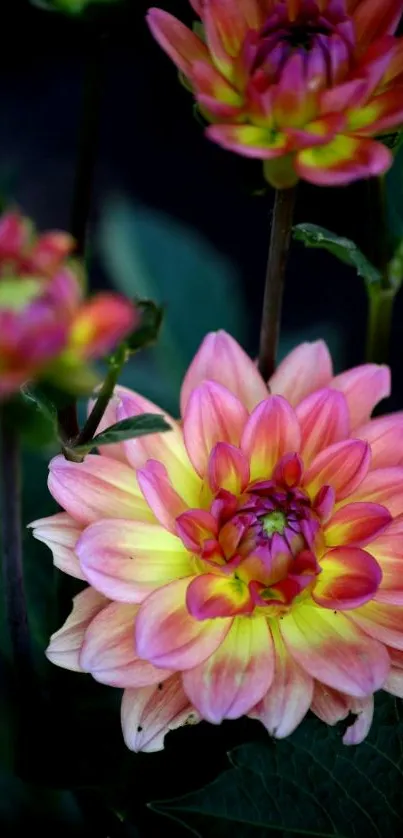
296, 136, 392, 186
29, 512, 84, 580
250, 627, 313, 738
147, 9, 210, 76
350, 601, 403, 650
370, 515, 403, 604
121, 675, 198, 753
46, 587, 108, 671
281, 604, 390, 697
80, 601, 171, 688
176, 509, 218, 552
186, 573, 254, 618
183, 615, 273, 723
76, 520, 193, 603
206, 124, 289, 159
330, 363, 391, 430
183, 380, 248, 477
324, 502, 392, 547
48, 454, 154, 526
180, 331, 268, 414
312, 546, 382, 609
69, 294, 135, 359
136, 578, 232, 669
269, 340, 333, 405
303, 439, 370, 501
208, 442, 250, 495
345, 467, 403, 517
137, 460, 187, 533
348, 88, 403, 136
241, 396, 301, 482
355, 412, 403, 469
273, 452, 303, 488
296, 388, 350, 465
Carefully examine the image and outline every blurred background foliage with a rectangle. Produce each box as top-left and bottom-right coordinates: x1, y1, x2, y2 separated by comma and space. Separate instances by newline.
1, 0, 403, 836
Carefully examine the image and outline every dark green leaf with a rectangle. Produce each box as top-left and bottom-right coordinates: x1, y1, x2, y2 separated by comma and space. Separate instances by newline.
151, 694, 403, 838
74, 413, 170, 453
2, 388, 58, 449
126, 299, 164, 353
293, 223, 381, 288
387, 238, 403, 291
31, 0, 121, 13
386, 142, 403, 248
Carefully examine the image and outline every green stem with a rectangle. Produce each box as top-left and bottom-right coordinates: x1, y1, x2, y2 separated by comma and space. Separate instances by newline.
366, 288, 395, 364
74, 346, 126, 449
258, 186, 297, 381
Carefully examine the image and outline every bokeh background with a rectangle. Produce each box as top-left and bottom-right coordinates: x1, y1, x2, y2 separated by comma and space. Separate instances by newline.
1, 1, 403, 835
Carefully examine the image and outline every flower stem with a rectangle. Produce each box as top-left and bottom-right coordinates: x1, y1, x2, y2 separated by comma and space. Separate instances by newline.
258, 186, 297, 381
364, 176, 397, 364
366, 288, 395, 365
74, 345, 127, 449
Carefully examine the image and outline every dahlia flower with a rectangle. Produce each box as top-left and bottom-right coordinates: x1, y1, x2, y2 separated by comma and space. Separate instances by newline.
147, 0, 403, 186
0, 212, 136, 398
31, 332, 403, 751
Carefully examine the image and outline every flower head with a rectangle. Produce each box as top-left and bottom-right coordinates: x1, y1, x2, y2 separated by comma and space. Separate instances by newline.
0, 212, 136, 399
147, 0, 403, 186
32, 332, 403, 750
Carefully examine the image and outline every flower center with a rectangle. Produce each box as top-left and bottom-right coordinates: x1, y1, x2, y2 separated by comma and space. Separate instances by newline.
261, 510, 287, 536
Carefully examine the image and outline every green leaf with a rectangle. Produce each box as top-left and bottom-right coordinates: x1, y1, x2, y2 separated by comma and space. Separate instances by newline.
2, 388, 58, 449
31, 0, 122, 14
126, 299, 164, 353
293, 223, 381, 289
151, 694, 403, 838
386, 143, 403, 248
74, 413, 170, 453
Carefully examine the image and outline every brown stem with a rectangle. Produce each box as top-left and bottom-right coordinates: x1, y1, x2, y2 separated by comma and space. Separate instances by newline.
258, 186, 297, 381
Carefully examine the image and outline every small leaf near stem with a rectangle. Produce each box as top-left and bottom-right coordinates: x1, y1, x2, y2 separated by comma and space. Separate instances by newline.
74, 413, 171, 455
258, 186, 297, 382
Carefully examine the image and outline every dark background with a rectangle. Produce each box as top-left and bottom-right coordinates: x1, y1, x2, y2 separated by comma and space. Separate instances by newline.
1, 1, 403, 836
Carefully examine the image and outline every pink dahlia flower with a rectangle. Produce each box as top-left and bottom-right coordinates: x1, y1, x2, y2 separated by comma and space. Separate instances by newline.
147, 0, 403, 186
0, 212, 136, 398
31, 332, 403, 751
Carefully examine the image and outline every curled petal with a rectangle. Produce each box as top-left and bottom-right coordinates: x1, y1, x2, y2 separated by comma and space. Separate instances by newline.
312, 546, 382, 610
296, 388, 350, 465
208, 442, 250, 495
330, 364, 391, 430
280, 604, 390, 697
80, 601, 171, 688
303, 439, 370, 501
28, 512, 84, 579
121, 675, 198, 753
48, 454, 154, 526
135, 577, 232, 669
183, 616, 274, 723
176, 508, 218, 552
183, 380, 248, 477
147, 9, 209, 76
273, 453, 303, 488
180, 330, 268, 414
250, 627, 313, 738
269, 340, 333, 406
241, 396, 301, 482
137, 460, 187, 533
76, 519, 193, 603
46, 588, 108, 671
324, 502, 392, 547
186, 573, 254, 618
342, 695, 374, 745
355, 412, 403, 469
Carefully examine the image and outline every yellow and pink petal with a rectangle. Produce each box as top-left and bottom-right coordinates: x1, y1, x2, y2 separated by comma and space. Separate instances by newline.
137, 460, 188, 533
311, 682, 374, 745
303, 439, 370, 502
383, 648, 403, 698
269, 340, 333, 406
147, 9, 210, 77
121, 674, 199, 753
295, 136, 392, 186
182, 615, 274, 723
345, 467, 403, 517
296, 388, 350, 465
350, 601, 403, 650
355, 412, 403, 469
369, 515, 403, 604
186, 573, 254, 618
208, 442, 250, 495
241, 395, 301, 482
28, 512, 85, 580
46, 587, 109, 672
324, 502, 392, 548
312, 546, 382, 609
183, 380, 248, 477
330, 363, 391, 430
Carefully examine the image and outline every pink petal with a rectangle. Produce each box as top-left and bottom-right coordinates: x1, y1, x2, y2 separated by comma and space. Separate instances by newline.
280, 604, 390, 697
137, 460, 187, 533
383, 648, 403, 697
350, 601, 403, 650
250, 628, 313, 738
208, 442, 250, 495
295, 137, 392, 186
176, 509, 218, 552
186, 573, 254, 618
370, 515, 403, 604
345, 467, 403, 517
76, 519, 193, 603
147, 8, 210, 76
48, 454, 154, 526
312, 546, 382, 609
183, 615, 274, 723
303, 439, 370, 501
330, 364, 390, 430
183, 380, 248, 477
311, 681, 350, 725
296, 388, 350, 465
28, 512, 84, 580
116, 387, 200, 507
353, 0, 402, 46
269, 340, 333, 405
180, 331, 268, 414
46, 587, 108, 671
135, 577, 232, 669
241, 396, 301, 482
324, 502, 392, 547
80, 601, 171, 688
342, 695, 374, 745
121, 675, 198, 753
354, 412, 403, 469
206, 124, 290, 159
